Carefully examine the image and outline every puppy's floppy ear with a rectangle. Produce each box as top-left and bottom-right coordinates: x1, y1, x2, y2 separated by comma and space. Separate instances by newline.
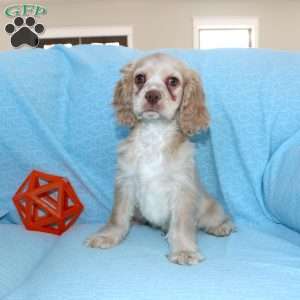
179, 69, 209, 136
113, 62, 137, 127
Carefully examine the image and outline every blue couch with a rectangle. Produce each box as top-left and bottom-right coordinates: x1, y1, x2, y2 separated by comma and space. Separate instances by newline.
1, 45, 300, 300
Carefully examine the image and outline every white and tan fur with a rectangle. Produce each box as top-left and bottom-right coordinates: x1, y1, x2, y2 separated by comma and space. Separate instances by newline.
86, 53, 234, 265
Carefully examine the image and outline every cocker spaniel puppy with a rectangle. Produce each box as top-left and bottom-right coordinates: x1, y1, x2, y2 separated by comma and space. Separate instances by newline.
86, 53, 234, 265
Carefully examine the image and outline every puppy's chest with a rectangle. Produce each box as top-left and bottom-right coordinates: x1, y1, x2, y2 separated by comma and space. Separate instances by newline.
130, 124, 175, 227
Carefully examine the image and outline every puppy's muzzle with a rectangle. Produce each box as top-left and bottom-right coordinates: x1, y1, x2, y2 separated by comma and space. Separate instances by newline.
145, 89, 162, 106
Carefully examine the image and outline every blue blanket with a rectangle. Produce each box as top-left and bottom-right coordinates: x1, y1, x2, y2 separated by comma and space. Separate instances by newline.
1, 46, 300, 300
1, 45, 300, 227
1, 223, 300, 300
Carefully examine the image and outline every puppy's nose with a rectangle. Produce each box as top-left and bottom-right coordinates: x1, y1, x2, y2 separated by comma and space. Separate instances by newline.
145, 90, 161, 105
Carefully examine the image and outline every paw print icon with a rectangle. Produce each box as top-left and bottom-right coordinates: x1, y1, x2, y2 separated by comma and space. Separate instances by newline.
5, 16, 44, 48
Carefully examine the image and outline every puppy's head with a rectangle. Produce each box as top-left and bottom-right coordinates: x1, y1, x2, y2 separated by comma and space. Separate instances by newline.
113, 53, 209, 135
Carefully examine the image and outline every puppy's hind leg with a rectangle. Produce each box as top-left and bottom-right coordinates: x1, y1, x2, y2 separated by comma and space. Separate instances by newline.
197, 193, 235, 237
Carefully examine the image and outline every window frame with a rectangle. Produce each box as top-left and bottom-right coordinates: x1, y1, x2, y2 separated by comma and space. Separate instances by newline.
39, 25, 133, 48
193, 17, 259, 49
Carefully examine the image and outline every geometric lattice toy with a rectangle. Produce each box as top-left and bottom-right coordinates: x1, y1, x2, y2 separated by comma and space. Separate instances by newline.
13, 170, 84, 235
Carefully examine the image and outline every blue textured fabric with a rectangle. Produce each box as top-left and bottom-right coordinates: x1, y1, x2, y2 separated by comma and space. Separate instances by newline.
0, 45, 139, 224
0, 225, 57, 299
1, 46, 300, 299
3, 223, 300, 300
264, 129, 300, 232
0, 208, 8, 218
1, 46, 300, 226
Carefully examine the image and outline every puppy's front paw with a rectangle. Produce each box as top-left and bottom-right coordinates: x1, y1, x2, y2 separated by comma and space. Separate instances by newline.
168, 251, 204, 265
206, 219, 235, 237
85, 234, 120, 249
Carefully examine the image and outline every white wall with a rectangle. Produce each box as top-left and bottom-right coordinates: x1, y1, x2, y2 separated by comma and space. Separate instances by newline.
0, 0, 300, 51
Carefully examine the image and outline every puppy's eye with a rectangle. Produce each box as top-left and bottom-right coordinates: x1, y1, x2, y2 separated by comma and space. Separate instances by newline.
135, 73, 146, 86
167, 77, 179, 87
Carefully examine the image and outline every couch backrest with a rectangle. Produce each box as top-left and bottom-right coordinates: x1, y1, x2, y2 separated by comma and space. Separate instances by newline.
1, 45, 300, 225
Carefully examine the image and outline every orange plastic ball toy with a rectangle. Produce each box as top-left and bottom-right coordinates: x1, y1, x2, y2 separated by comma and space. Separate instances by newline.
13, 170, 84, 235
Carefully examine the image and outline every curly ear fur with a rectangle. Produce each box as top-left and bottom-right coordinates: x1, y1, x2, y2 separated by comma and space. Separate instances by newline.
113, 63, 137, 127
179, 69, 209, 136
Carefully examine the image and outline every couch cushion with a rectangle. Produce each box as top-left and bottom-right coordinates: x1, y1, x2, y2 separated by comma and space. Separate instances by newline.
0, 208, 8, 219
0, 225, 57, 299
264, 129, 300, 233
4, 223, 300, 300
